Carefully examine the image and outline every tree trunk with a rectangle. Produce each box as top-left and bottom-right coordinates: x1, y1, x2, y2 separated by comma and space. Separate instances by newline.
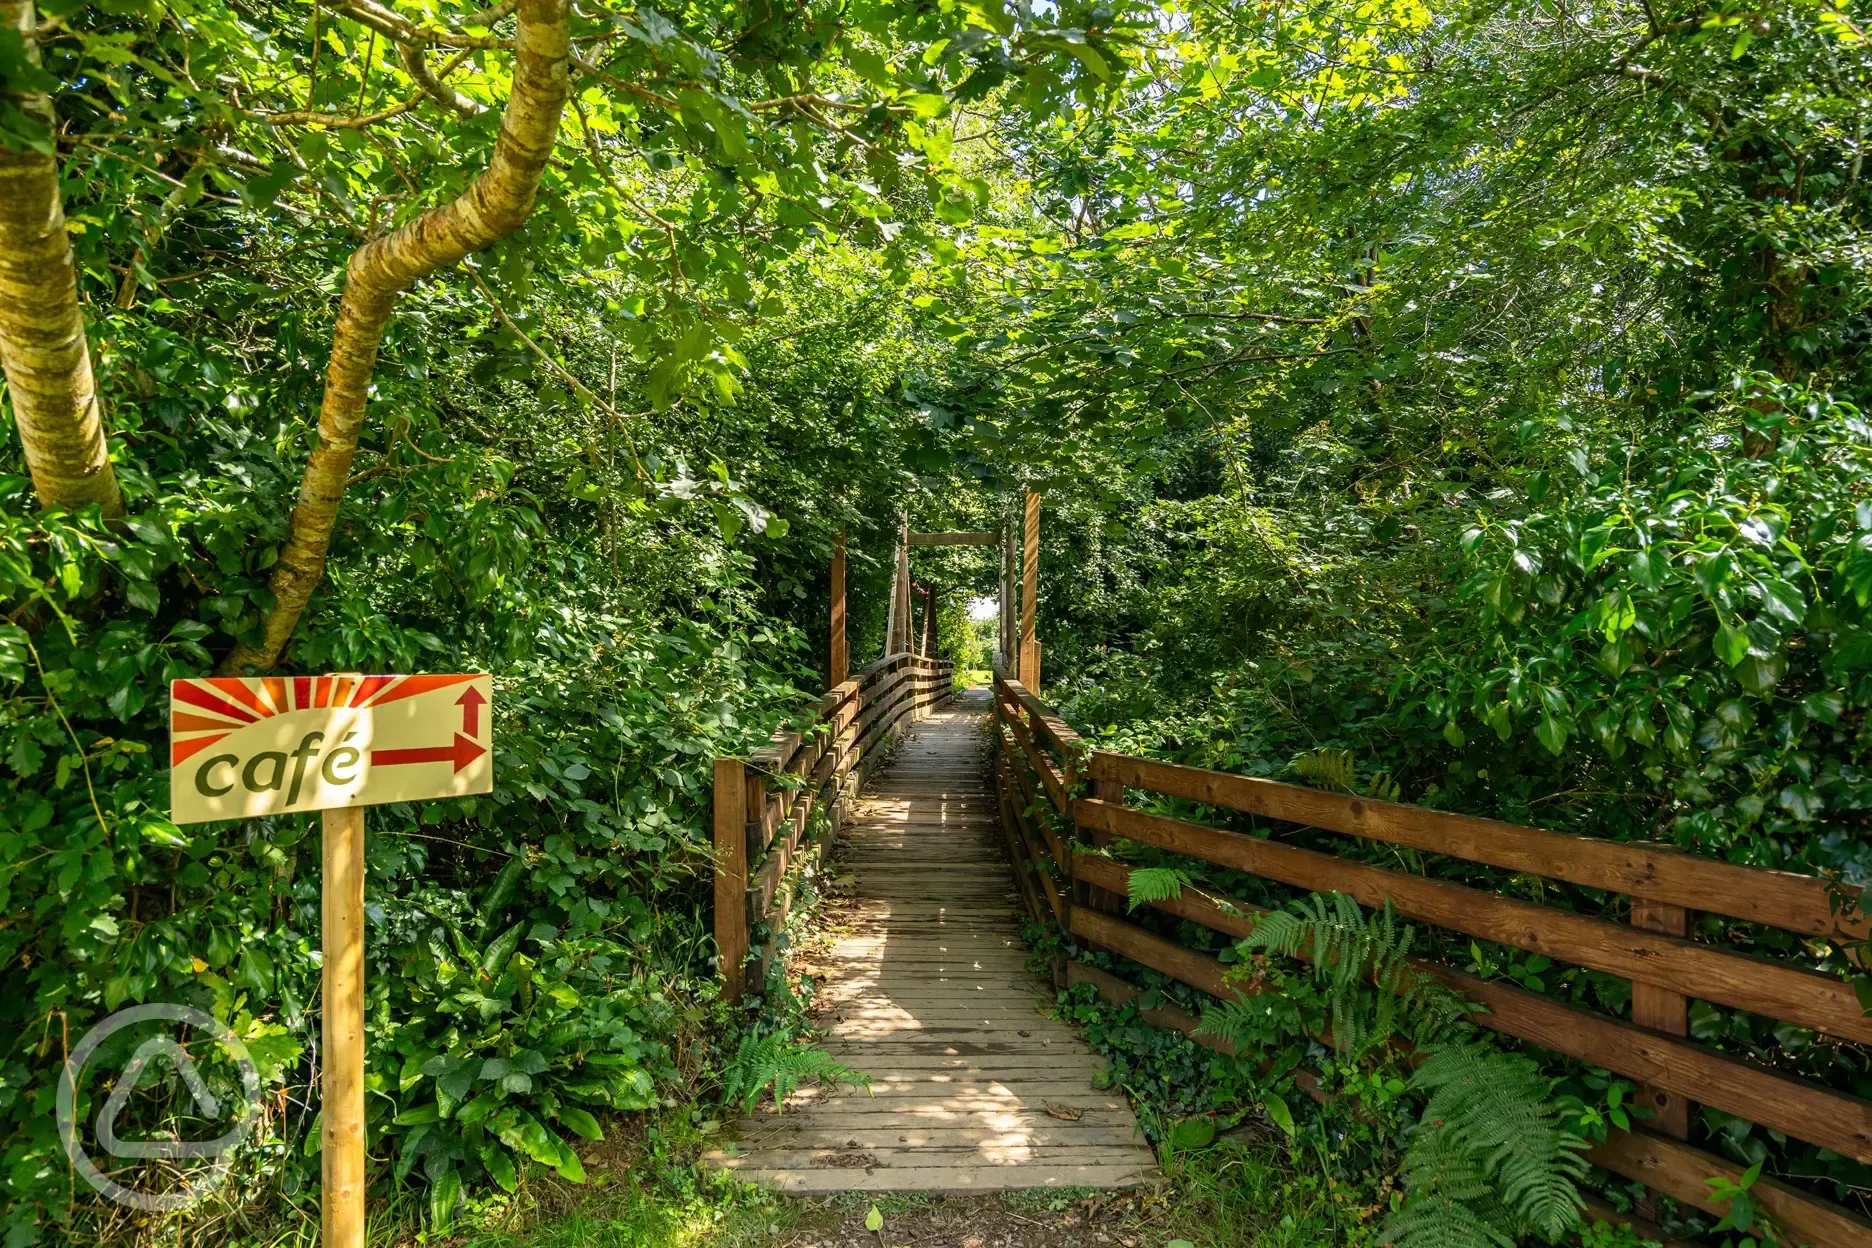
0, 0, 123, 516
221, 0, 571, 674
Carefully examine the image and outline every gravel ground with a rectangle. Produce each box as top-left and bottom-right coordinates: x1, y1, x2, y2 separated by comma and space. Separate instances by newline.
769, 1189, 1185, 1248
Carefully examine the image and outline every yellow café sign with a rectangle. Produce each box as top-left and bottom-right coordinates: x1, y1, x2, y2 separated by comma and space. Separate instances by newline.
168, 673, 493, 824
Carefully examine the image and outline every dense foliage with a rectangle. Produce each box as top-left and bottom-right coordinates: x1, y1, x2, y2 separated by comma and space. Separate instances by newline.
6, 0, 1872, 1243
911, 0, 1872, 1241
0, 0, 1129, 1237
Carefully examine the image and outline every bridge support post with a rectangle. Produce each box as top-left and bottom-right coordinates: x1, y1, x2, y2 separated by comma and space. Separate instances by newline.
829, 527, 847, 687
999, 523, 1014, 665
885, 520, 912, 656
1020, 488, 1040, 690
713, 757, 749, 1001
896, 532, 912, 653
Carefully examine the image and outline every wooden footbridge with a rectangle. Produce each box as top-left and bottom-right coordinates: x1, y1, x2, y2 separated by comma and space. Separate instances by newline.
707, 684, 1157, 1191
703, 499, 1872, 1243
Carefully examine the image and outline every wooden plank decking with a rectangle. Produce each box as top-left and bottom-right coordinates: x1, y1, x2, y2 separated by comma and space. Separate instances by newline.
707, 686, 1159, 1192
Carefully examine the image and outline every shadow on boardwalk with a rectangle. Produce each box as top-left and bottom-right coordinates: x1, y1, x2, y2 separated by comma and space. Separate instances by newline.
707, 685, 1158, 1193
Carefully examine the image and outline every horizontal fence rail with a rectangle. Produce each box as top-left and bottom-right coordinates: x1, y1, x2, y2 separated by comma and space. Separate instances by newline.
988, 668, 1872, 1248
714, 653, 953, 1000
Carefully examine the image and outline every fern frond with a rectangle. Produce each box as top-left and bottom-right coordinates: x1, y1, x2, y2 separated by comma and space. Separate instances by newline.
1402, 1043, 1588, 1241
1194, 996, 1265, 1050
1289, 748, 1403, 802
1239, 892, 1465, 1059
1235, 890, 1586, 1246
721, 1032, 871, 1115
1127, 867, 1192, 910
1383, 1183, 1518, 1248
1289, 748, 1360, 794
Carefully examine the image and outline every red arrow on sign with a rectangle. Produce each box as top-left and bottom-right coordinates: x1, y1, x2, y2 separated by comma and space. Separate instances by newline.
456, 685, 487, 736
371, 734, 487, 774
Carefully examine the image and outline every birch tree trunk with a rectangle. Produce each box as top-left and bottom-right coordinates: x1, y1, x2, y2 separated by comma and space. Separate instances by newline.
0, 0, 123, 516
221, 0, 570, 673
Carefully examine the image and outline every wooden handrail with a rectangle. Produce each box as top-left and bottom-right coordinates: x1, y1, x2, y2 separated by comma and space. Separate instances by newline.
1075, 798, 1872, 1045
988, 678, 1872, 1242
1073, 852, 1872, 1247
1090, 750, 1867, 941
715, 652, 953, 999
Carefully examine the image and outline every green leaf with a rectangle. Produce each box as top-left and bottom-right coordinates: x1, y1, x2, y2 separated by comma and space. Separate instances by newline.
1695, 550, 1735, 599
1127, 866, 1191, 909
1598, 636, 1636, 677
123, 577, 160, 613
1778, 785, 1824, 821
1165, 1116, 1217, 1151
1733, 654, 1783, 693
864, 1204, 885, 1233
484, 1144, 518, 1193
400, 1050, 436, 1093
553, 1138, 587, 1183
557, 1106, 603, 1141
1760, 579, 1806, 625
1714, 620, 1749, 667
1629, 548, 1666, 589
1804, 692, 1845, 724
1535, 713, 1568, 755
1262, 1093, 1295, 1138
429, 1168, 463, 1230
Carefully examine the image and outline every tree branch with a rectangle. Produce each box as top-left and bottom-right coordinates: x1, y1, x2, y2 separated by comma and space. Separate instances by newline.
464, 267, 649, 484
330, 0, 509, 49
399, 40, 483, 116
450, 0, 516, 28
222, 0, 572, 674
248, 48, 475, 128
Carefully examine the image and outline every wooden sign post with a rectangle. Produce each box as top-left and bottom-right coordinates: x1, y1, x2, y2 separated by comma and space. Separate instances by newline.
321, 803, 366, 1248
168, 673, 494, 1248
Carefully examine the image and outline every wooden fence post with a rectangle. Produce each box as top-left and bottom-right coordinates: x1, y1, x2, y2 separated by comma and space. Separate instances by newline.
714, 757, 749, 1000
1632, 898, 1692, 1138
320, 806, 366, 1248
1020, 488, 1040, 690
829, 527, 846, 687
1079, 772, 1124, 918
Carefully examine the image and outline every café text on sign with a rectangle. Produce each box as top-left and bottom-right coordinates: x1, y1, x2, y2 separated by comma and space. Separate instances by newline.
169, 674, 493, 825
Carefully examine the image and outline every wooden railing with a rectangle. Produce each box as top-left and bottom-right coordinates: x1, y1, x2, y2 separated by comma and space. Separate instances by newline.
990, 669, 1872, 1248
714, 652, 954, 999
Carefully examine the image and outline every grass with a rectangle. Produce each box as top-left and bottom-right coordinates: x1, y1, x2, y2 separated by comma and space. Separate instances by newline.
368, 1124, 1373, 1248
447, 1177, 792, 1248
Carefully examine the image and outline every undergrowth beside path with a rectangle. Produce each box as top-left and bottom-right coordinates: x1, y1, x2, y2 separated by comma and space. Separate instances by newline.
378, 1130, 1357, 1248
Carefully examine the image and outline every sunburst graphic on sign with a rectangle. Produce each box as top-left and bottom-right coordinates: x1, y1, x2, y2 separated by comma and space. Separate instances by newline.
169, 674, 480, 766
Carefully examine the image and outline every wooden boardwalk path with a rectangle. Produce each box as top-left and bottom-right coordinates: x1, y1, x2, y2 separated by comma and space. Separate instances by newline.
708, 685, 1158, 1192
